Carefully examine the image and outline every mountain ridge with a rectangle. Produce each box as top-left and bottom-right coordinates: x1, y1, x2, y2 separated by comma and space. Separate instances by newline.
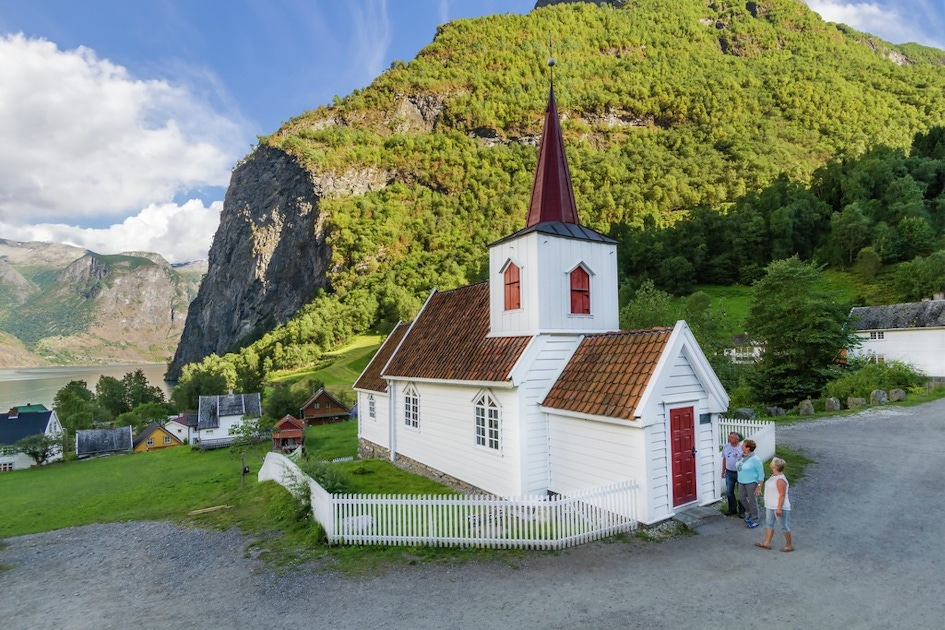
0, 239, 205, 368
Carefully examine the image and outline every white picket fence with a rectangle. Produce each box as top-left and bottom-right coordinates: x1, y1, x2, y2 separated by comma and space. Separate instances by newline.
718, 417, 776, 462
259, 452, 638, 549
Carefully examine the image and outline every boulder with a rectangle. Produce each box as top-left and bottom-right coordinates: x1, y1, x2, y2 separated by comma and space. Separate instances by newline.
889, 388, 907, 402
824, 397, 841, 412
848, 397, 867, 409
870, 389, 888, 405
798, 400, 815, 415
733, 407, 756, 420
765, 406, 786, 417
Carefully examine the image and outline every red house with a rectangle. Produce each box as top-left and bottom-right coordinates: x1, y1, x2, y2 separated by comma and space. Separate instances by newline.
300, 388, 350, 426
272, 415, 305, 453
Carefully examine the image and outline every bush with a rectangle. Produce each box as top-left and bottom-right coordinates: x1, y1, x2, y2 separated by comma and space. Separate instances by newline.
300, 460, 351, 494
824, 359, 926, 402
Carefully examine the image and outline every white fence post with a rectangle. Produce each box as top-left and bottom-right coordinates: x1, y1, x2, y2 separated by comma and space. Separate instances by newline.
259, 452, 638, 549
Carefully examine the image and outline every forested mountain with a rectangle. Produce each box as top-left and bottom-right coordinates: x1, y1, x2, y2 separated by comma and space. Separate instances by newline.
0, 239, 205, 367
168, 0, 945, 385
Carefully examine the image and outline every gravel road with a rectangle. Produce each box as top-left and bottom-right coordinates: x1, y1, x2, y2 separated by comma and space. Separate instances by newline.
3, 398, 945, 629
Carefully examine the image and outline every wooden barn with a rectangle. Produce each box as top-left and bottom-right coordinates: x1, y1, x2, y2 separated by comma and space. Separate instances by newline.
300, 388, 350, 426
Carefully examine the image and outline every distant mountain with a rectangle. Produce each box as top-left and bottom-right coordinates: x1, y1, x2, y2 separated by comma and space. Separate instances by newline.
169, 0, 945, 379
0, 239, 205, 369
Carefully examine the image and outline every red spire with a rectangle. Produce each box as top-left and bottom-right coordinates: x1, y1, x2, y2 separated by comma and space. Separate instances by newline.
526, 86, 580, 227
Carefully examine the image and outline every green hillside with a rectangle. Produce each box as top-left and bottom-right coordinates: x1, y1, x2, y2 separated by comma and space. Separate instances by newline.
180, 0, 945, 388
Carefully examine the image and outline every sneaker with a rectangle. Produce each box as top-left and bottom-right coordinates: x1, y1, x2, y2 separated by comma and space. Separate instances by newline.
747, 521, 759, 529
744, 516, 752, 523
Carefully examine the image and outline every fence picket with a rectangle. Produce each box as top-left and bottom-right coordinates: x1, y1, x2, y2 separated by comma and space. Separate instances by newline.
259, 452, 638, 550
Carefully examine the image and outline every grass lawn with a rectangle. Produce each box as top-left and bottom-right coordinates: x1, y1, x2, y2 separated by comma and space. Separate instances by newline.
0, 444, 270, 538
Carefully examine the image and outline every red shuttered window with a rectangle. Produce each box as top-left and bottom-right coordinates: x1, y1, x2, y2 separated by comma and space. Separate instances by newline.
570, 267, 590, 314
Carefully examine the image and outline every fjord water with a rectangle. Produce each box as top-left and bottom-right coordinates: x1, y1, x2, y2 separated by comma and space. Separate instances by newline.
0, 364, 171, 411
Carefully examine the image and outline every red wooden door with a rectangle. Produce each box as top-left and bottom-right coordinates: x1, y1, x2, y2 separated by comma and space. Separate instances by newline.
670, 406, 697, 506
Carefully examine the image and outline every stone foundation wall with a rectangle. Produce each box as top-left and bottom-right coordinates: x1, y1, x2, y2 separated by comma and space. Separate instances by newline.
357, 438, 487, 495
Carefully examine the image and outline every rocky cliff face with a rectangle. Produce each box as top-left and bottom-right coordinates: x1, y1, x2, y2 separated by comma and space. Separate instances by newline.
166, 144, 333, 380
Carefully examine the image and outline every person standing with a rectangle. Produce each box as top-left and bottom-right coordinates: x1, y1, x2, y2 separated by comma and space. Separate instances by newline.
755, 457, 793, 552
721, 431, 744, 517
736, 439, 764, 528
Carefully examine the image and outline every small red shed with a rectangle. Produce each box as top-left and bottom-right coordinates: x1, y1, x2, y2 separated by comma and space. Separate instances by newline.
272, 415, 305, 453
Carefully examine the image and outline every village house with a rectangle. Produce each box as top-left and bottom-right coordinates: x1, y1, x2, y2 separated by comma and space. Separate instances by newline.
300, 387, 351, 425
133, 422, 183, 453
0, 404, 64, 471
195, 391, 262, 449
165, 412, 198, 444
354, 87, 730, 525
849, 300, 945, 379
76, 426, 134, 458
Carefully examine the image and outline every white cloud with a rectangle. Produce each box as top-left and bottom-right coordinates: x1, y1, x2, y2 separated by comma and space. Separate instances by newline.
0, 34, 246, 260
349, 0, 392, 79
0, 199, 222, 265
805, 1, 945, 50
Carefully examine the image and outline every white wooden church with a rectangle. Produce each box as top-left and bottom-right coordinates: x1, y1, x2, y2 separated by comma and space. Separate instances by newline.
354, 87, 729, 525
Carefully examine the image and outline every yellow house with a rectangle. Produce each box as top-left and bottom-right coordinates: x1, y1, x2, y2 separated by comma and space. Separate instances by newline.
133, 422, 183, 453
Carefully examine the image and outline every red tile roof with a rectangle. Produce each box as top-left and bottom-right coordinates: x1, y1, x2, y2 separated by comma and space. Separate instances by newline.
541, 328, 673, 420
383, 283, 532, 383
354, 322, 410, 392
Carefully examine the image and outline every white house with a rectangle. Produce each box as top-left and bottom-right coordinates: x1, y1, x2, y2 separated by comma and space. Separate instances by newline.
848, 300, 945, 378
0, 404, 64, 471
165, 412, 198, 444
354, 87, 731, 525
195, 392, 262, 449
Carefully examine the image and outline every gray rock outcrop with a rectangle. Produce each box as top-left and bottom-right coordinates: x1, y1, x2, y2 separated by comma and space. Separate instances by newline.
167, 145, 332, 380
798, 400, 815, 415
889, 388, 907, 402
824, 397, 841, 411
870, 389, 888, 405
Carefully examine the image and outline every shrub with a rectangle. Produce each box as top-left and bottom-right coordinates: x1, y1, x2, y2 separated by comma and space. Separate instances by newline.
300, 460, 351, 494
824, 359, 926, 402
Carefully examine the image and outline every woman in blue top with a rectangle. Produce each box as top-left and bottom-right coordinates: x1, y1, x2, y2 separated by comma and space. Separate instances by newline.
736, 439, 765, 528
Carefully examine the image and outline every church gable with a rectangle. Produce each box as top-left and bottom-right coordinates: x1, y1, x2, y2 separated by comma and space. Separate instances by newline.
383, 283, 531, 383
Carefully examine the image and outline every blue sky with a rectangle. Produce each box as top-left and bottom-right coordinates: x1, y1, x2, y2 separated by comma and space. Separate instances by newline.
0, 1, 942, 263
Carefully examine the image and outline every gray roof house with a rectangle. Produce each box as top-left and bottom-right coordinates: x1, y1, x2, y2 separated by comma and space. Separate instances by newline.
0, 405, 64, 470
848, 300, 945, 378
195, 392, 262, 450
76, 426, 134, 458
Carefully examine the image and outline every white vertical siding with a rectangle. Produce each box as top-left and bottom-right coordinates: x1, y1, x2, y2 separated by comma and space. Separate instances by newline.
357, 390, 390, 449
518, 335, 583, 494
489, 232, 618, 337
392, 382, 521, 496
535, 236, 618, 333
548, 414, 643, 490
852, 329, 945, 377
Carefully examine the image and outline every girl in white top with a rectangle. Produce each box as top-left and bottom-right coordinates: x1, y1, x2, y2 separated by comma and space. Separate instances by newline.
754, 457, 794, 552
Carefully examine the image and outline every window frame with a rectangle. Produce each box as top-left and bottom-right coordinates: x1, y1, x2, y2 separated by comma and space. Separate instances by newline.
368, 395, 376, 420
504, 262, 522, 311
474, 392, 501, 451
404, 385, 420, 429
569, 265, 591, 315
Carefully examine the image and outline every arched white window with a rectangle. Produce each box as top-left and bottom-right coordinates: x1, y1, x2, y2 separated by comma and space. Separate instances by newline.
404, 385, 420, 428
474, 393, 500, 450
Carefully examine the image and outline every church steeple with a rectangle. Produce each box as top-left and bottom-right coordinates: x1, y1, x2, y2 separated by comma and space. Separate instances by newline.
525, 85, 580, 227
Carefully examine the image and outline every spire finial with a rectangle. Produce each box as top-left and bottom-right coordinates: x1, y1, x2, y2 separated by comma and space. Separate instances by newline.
548, 36, 556, 87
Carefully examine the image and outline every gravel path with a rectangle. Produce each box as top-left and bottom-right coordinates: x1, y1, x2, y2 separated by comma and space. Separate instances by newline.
3, 398, 945, 629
